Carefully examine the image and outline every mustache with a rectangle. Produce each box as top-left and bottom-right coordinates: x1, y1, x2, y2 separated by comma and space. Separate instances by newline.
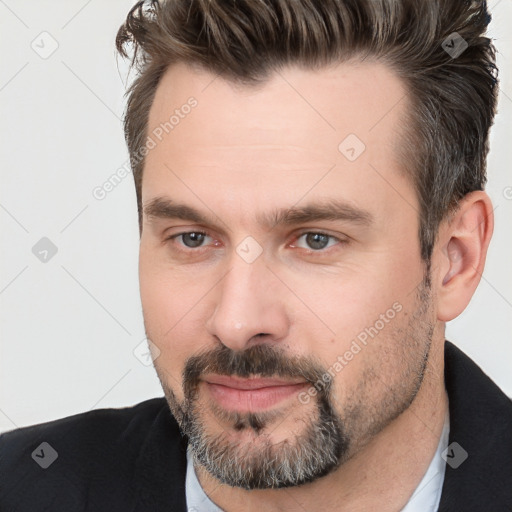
183, 343, 331, 397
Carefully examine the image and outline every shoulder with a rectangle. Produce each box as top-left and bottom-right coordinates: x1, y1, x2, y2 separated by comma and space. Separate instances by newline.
444, 340, 512, 433
2, 396, 166, 437
0, 397, 187, 511
0, 397, 169, 465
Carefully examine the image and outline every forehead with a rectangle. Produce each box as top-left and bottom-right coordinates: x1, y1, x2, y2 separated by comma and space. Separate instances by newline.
148, 59, 408, 154
143, 60, 415, 226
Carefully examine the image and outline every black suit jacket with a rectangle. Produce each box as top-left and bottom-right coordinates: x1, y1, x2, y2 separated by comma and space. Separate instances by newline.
1, 341, 511, 511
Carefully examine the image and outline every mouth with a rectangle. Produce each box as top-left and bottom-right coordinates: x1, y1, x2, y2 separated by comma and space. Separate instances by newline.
201, 375, 309, 413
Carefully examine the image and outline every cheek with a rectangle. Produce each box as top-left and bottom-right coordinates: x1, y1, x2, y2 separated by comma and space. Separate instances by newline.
286, 259, 421, 391
139, 247, 199, 334
139, 255, 207, 382
322, 305, 413, 418
290, 270, 409, 354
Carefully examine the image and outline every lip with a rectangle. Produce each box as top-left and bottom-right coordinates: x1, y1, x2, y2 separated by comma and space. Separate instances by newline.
202, 375, 309, 412
203, 375, 307, 390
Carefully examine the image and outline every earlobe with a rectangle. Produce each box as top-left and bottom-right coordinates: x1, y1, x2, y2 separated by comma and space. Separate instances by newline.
436, 191, 494, 322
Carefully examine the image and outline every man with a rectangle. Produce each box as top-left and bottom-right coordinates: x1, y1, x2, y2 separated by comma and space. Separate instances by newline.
1, 0, 511, 510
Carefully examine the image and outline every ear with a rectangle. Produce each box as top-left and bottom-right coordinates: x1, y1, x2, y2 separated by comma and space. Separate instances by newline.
434, 191, 494, 322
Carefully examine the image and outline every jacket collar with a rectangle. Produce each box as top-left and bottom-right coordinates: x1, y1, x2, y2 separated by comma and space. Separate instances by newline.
438, 341, 512, 510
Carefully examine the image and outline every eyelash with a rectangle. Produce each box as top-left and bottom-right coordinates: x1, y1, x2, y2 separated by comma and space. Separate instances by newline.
165, 230, 346, 255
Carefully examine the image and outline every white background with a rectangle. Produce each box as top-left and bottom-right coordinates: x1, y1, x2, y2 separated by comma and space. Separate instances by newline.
1, 0, 511, 434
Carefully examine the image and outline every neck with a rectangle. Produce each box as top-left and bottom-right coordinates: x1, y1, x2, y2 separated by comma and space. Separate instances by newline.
195, 340, 448, 512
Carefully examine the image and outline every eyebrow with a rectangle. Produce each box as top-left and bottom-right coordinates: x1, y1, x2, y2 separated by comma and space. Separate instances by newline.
143, 196, 373, 230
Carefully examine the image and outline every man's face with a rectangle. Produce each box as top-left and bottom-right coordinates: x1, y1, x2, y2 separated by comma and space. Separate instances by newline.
139, 61, 435, 488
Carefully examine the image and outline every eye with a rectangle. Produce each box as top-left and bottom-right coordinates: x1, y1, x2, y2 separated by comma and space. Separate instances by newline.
293, 232, 341, 251
170, 231, 213, 249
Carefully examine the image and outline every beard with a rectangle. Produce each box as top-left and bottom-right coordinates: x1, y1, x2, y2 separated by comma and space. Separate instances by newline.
157, 343, 348, 489
152, 276, 434, 490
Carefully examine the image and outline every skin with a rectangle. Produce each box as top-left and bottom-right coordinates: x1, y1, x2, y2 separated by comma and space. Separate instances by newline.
139, 60, 493, 511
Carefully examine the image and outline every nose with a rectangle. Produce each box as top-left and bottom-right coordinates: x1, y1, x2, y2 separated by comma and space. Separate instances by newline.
205, 255, 290, 352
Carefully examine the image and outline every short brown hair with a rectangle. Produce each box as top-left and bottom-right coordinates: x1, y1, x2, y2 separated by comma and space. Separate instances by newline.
116, 0, 498, 261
